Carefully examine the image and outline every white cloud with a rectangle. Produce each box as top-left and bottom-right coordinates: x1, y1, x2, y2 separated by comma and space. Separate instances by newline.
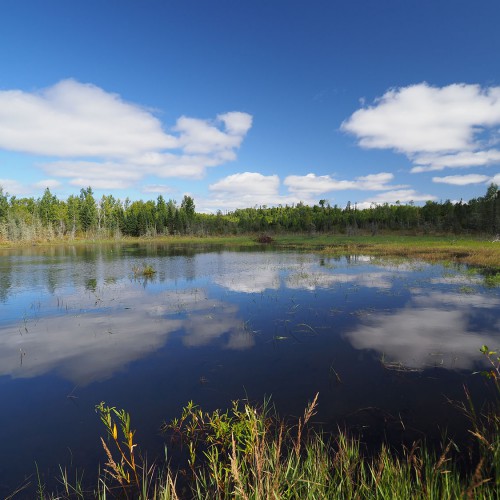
0, 178, 30, 196
342, 83, 500, 172
0, 178, 63, 196
356, 189, 437, 209
284, 172, 403, 195
432, 174, 491, 185
199, 170, 431, 212
142, 184, 175, 194
0, 80, 252, 189
173, 114, 250, 155
32, 179, 62, 190
210, 172, 279, 195
0, 79, 175, 157
218, 111, 253, 136
411, 150, 500, 173
202, 171, 315, 211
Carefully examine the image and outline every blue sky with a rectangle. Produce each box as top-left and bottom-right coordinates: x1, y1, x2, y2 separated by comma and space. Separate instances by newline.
1, 0, 499, 212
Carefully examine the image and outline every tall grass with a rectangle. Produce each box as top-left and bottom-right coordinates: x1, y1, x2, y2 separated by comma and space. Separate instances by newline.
32, 383, 499, 499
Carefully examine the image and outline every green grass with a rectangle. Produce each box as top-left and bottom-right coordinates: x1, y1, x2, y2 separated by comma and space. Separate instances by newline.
33, 381, 499, 499
3, 232, 499, 269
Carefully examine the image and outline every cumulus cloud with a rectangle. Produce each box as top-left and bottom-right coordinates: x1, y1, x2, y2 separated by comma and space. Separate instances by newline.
284, 172, 404, 196
200, 170, 432, 212
356, 189, 437, 209
0, 79, 175, 157
142, 184, 175, 194
411, 150, 500, 173
432, 174, 491, 185
342, 83, 500, 172
204, 172, 304, 210
210, 172, 280, 195
0, 80, 252, 189
32, 179, 62, 190
0, 178, 30, 195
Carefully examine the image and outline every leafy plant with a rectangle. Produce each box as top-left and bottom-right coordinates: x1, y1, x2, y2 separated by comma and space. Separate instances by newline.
95, 402, 141, 496
478, 345, 500, 386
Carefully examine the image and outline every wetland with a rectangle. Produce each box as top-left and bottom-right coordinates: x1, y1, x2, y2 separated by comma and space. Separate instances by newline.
0, 241, 499, 496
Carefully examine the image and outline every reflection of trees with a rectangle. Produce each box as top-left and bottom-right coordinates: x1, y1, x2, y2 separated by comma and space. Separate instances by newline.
0, 258, 12, 303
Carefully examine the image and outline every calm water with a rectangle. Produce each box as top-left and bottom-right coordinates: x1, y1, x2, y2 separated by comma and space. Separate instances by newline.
0, 243, 498, 495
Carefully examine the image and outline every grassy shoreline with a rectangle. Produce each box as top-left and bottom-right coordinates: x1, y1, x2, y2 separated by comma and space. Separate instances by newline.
2, 232, 499, 270
33, 389, 500, 499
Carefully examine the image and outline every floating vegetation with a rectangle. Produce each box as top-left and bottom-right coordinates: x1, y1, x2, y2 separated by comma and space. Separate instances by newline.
484, 271, 500, 288
132, 263, 157, 278
380, 356, 423, 373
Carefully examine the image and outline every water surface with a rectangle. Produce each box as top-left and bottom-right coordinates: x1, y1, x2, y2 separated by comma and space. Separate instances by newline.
0, 244, 498, 495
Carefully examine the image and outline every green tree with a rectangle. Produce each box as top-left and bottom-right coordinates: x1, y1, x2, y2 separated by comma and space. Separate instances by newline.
155, 195, 168, 234
79, 187, 97, 232
0, 185, 9, 222
37, 187, 58, 227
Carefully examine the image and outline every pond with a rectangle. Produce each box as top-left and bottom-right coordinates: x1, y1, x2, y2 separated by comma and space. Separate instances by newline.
0, 243, 498, 495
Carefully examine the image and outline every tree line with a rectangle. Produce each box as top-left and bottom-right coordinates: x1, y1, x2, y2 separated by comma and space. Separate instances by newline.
0, 184, 499, 242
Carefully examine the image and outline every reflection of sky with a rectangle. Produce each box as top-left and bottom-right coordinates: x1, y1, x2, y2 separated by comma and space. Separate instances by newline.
214, 267, 280, 293
345, 288, 500, 370
212, 255, 399, 293
1, 248, 499, 388
286, 270, 395, 290
3, 247, 500, 498
0, 285, 251, 386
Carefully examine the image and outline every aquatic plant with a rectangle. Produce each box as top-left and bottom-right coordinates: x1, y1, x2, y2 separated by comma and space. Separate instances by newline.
23, 388, 500, 499
95, 402, 141, 495
132, 263, 157, 278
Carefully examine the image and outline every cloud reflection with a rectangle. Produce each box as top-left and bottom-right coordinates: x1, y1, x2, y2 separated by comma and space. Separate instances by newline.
345, 289, 500, 370
0, 286, 251, 385
286, 269, 395, 291
214, 268, 280, 293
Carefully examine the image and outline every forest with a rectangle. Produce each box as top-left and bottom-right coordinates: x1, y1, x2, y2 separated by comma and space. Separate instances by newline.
0, 183, 499, 242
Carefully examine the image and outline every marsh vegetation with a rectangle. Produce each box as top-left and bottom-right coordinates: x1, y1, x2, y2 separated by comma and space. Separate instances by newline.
0, 244, 498, 498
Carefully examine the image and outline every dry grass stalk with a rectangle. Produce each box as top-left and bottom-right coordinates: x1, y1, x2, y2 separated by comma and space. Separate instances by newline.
434, 441, 452, 472
252, 418, 264, 498
101, 437, 124, 486
466, 457, 491, 500
295, 392, 319, 457
166, 471, 180, 500
230, 434, 249, 500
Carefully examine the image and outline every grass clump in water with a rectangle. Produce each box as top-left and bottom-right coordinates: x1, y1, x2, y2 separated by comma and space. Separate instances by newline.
132, 263, 157, 278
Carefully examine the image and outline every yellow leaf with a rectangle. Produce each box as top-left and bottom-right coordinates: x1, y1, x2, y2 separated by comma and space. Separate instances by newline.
113, 423, 118, 441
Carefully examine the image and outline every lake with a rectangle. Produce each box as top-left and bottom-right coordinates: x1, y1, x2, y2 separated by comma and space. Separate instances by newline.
0, 243, 498, 496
